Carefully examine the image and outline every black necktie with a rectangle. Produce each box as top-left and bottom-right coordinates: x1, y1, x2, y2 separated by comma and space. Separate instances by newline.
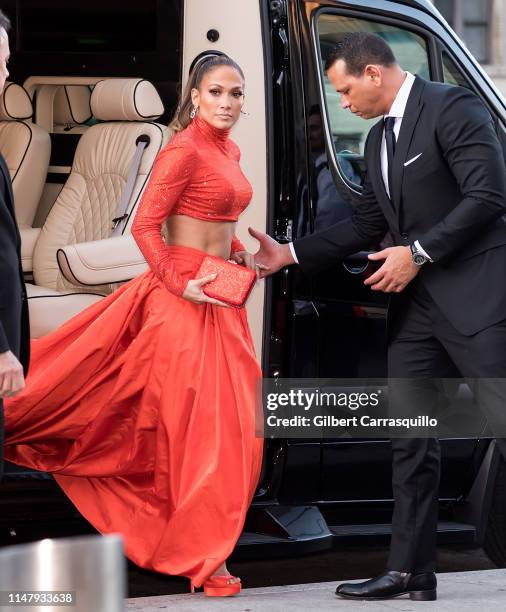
384, 116, 396, 201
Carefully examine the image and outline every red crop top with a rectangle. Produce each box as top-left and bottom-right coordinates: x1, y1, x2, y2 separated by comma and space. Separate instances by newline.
132, 115, 253, 296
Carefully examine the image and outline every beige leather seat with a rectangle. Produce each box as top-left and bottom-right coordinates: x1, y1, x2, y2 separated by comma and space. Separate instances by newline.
53, 85, 93, 133
24, 78, 169, 338
0, 82, 51, 229
28, 85, 94, 232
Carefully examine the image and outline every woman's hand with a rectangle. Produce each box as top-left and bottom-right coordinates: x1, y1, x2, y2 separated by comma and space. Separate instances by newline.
231, 250, 268, 278
230, 250, 255, 269
182, 274, 230, 307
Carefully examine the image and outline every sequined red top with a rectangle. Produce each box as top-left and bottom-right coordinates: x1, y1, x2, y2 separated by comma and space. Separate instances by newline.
131, 115, 252, 296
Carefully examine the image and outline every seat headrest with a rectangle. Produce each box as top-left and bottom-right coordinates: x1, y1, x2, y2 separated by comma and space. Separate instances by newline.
91, 79, 164, 122
54, 85, 92, 125
0, 82, 33, 121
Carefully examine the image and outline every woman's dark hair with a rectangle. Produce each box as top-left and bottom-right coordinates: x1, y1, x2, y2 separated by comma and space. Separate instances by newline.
325, 32, 396, 76
169, 54, 245, 133
0, 9, 11, 33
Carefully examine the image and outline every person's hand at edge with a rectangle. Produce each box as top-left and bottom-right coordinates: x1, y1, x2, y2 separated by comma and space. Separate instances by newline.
0, 350, 25, 398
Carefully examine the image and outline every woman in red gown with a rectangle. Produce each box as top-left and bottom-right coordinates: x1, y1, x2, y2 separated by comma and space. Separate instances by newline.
4, 55, 264, 597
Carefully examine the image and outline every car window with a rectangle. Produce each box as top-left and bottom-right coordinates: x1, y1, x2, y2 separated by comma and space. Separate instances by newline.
441, 49, 506, 164
442, 50, 473, 88
316, 14, 431, 190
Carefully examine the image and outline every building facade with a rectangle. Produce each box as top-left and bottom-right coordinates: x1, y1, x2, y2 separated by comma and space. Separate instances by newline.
432, 0, 506, 95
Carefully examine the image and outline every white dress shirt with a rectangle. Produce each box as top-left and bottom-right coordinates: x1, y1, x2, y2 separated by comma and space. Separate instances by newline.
289, 70, 431, 264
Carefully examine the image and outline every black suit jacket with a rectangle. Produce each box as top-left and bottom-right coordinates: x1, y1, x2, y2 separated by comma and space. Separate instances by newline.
0, 154, 30, 375
294, 77, 506, 335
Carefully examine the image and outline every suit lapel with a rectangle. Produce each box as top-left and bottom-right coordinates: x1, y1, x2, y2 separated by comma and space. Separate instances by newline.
366, 120, 398, 230
0, 154, 16, 222
392, 76, 425, 213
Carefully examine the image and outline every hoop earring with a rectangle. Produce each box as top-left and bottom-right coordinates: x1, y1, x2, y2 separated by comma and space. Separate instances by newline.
190, 105, 198, 119
240, 109, 250, 116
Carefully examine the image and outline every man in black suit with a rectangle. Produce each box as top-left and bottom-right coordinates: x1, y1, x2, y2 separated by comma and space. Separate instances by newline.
252, 32, 506, 601
0, 10, 30, 480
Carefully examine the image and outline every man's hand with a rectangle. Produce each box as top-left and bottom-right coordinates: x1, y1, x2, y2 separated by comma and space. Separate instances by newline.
249, 227, 295, 279
230, 250, 256, 270
230, 250, 270, 280
364, 246, 419, 293
0, 350, 25, 398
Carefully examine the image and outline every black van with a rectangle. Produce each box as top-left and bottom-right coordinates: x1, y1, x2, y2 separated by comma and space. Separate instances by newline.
1, 0, 506, 567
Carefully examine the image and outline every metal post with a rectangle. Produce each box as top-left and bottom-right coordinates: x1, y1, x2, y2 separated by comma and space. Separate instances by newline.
0, 534, 126, 611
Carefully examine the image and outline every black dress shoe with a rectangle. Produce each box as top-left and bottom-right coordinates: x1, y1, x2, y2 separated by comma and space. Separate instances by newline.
335, 570, 437, 601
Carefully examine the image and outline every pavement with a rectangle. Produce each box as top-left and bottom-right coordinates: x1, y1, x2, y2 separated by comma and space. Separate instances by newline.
125, 568, 506, 611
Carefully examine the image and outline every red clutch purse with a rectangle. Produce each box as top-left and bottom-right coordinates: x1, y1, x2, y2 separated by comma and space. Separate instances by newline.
195, 255, 257, 307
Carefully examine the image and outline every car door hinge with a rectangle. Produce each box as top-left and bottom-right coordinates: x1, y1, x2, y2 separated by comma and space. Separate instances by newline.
270, 0, 287, 26
275, 218, 293, 242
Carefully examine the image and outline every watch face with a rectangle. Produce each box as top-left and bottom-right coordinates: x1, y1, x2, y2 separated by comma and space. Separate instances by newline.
413, 253, 426, 266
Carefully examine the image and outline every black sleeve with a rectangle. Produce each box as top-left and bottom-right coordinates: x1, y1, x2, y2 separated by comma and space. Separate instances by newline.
293, 136, 388, 275
417, 87, 506, 262
0, 321, 10, 354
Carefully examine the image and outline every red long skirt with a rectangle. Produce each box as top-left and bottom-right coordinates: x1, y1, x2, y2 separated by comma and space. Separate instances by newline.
4, 245, 264, 587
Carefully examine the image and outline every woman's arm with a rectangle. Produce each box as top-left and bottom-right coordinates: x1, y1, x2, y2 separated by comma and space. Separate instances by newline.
131, 142, 195, 296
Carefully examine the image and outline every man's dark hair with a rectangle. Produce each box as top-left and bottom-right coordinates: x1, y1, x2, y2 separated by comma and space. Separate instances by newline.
325, 32, 396, 75
0, 9, 11, 33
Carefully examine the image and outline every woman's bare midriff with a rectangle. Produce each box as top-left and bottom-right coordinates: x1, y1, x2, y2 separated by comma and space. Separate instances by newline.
164, 214, 237, 259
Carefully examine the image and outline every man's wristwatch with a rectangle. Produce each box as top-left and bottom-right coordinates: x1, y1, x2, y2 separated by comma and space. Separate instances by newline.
410, 243, 428, 266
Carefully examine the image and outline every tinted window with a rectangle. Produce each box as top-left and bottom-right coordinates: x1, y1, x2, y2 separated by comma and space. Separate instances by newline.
18, 0, 158, 52
442, 50, 473, 88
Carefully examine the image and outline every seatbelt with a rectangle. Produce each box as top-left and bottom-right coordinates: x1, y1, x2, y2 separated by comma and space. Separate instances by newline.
111, 134, 151, 236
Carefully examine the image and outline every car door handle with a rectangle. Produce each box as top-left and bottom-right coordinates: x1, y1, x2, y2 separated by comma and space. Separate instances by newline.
342, 251, 376, 274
